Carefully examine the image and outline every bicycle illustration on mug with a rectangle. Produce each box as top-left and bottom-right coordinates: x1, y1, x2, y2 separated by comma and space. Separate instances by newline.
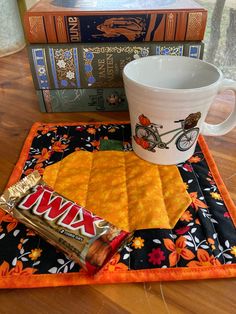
133, 112, 201, 152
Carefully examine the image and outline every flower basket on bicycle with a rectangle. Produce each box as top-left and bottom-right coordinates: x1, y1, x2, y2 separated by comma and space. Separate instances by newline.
183, 112, 201, 130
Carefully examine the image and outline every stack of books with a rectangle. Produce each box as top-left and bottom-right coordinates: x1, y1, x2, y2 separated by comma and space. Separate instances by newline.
23, 0, 207, 113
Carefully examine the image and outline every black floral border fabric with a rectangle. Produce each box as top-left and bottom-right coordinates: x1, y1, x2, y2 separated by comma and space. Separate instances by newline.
0, 122, 236, 278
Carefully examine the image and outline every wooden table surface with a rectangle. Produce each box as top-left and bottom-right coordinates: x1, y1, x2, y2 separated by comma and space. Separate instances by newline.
0, 48, 236, 314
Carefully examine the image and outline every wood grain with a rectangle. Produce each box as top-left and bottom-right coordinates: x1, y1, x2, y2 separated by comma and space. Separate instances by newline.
0, 48, 236, 314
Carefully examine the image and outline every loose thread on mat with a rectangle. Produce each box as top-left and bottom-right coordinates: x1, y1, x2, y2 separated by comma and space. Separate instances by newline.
160, 282, 171, 314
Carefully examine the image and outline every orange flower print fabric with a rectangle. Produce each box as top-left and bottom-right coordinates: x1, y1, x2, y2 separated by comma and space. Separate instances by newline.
102, 254, 128, 272
0, 261, 37, 276
33, 148, 52, 163
187, 249, 221, 267
189, 192, 208, 210
132, 237, 145, 249
0, 210, 18, 233
29, 249, 43, 261
164, 237, 195, 266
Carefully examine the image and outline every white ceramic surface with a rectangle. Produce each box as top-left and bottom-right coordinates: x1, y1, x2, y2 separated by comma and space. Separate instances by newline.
123, 56, 236, 165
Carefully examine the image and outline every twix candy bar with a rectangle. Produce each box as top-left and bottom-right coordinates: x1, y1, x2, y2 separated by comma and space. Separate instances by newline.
0, 171, 132, 274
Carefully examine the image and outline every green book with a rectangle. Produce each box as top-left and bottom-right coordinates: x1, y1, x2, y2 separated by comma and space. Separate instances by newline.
29, 41, 204, 90
37, 88, 128, 112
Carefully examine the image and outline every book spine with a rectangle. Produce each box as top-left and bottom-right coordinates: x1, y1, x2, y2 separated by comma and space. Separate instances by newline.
164, 13, 177, 41
28, 46, 51, 89
29, 42, 204, 90
24, 15, 47, 43
36, 90, 47, 112
185, 11, 207, 41
24, 10, 207, 43
175, 12, 188, 41
54, 16, 68, 43
44, 15, 57, 43
37, 88, 128, 112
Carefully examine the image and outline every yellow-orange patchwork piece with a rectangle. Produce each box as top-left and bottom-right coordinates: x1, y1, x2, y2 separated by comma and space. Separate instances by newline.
43, 151, 191, 231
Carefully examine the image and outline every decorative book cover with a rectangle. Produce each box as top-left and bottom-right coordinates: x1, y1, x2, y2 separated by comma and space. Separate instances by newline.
28, 41, 204, 90
36, 88, 128, 112
24, 0, 207, 43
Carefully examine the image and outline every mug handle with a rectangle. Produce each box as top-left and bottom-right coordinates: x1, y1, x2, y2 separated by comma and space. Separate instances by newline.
201, 79, 236, 136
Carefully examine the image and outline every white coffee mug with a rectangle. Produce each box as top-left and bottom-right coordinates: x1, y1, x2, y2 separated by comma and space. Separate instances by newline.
123, 56, 236, 165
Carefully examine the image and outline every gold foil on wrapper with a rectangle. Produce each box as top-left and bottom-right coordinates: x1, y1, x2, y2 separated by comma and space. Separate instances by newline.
0, 171, 131, 274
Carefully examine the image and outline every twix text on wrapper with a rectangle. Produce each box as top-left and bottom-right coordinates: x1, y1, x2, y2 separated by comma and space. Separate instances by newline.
0, 171, 132, 274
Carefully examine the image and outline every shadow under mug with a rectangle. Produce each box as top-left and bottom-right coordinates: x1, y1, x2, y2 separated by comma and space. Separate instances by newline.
123, 56, 236, 165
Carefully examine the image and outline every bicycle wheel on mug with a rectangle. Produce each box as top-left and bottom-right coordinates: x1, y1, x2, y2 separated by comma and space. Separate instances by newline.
175, 128, 199, 151
135, 125, 158, 150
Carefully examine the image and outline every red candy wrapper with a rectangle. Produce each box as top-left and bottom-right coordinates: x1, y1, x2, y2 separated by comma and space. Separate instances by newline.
0, 171, 132, 275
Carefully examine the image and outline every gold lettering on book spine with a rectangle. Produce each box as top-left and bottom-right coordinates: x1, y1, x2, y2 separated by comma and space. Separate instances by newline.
29, 16, 46, 42
186, 12, 203, 40
57, 16, 64, 28
55, 16, 68, 43
166, 13, 175, 40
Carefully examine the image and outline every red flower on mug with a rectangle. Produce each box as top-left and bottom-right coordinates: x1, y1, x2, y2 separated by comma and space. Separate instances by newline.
138, 114, 151, 126
133, 135, 150, 150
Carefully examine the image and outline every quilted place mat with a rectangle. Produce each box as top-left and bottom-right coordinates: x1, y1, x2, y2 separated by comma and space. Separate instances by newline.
1, 121, 236, 288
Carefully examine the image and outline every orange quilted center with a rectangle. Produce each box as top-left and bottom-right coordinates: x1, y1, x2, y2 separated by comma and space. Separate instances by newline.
43, 151, 191, 231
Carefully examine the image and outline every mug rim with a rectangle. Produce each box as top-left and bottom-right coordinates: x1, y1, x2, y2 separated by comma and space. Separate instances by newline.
123, 55, 223, 93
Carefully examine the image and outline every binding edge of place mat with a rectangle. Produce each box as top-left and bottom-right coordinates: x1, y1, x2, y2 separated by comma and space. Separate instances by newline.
1, 121, 236, 288
1, 264, 236, 289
